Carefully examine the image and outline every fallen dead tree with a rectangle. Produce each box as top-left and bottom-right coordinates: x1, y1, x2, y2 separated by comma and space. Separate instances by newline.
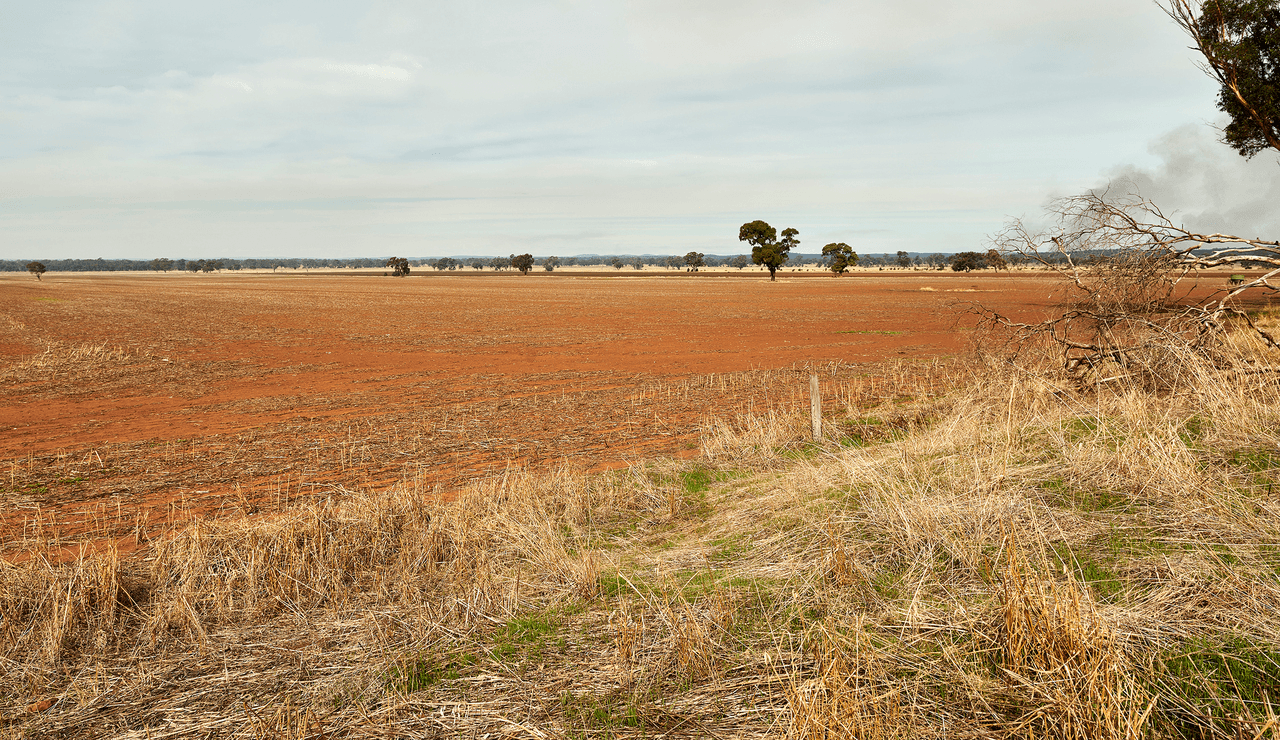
978, 184, 1280, 390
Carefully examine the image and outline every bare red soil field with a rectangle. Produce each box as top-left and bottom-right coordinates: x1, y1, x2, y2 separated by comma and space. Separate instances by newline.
0, 269, 1075, 557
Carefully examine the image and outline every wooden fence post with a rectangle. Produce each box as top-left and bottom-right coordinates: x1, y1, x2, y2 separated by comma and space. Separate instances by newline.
810, 374, 822, 442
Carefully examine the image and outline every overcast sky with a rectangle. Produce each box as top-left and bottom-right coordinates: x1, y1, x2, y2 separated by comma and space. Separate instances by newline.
1, 0, 1275, 260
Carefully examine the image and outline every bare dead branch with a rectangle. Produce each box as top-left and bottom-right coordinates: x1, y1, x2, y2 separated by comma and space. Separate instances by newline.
986, 183, 1280, 389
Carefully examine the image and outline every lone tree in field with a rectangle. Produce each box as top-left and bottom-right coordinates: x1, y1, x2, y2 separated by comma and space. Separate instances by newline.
26, 261, 46, 280
985, 248, 1009, 271
729, 255, 749, 270
510, 253, 534, 274
740, 220, 798, 281
822, 242, 858, 276
950, 252, 988, 272
543, 256, 560, 272
1166, 0, 1280, 158
386, 257, 410, 277
896, 250, 911, 268
684, 251, 706, 272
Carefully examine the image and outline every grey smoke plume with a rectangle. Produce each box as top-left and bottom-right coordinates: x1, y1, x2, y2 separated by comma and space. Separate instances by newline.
1109, 124, 1280, 240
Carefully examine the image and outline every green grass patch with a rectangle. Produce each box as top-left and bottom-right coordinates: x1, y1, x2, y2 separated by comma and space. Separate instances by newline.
707, 533, 751, 564
680, 468, 715, 495
1040, 477, 1129, 513
1178, 414, 1211, 447
1226, 447, 1280, 474
1063, 415, 1101, 442
1049, 542, 1124, 601
1151, 635, 1280, 738
492, 611, 567, 660
385, 652, 476, 693
559, 691, 646, 735
598, 572, 633, 598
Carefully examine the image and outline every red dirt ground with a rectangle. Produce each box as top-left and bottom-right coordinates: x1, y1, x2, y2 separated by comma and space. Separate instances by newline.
0, 269, 1129, 558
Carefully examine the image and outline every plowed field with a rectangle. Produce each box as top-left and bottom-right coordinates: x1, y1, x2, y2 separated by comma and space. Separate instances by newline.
2, 270, 1064, 558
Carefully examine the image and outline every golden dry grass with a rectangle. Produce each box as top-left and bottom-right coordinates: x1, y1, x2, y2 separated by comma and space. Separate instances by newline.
5, 333, 1280, 738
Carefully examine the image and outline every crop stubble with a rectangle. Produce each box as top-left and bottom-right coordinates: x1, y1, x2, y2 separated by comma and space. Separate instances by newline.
0, 271, 1058, 558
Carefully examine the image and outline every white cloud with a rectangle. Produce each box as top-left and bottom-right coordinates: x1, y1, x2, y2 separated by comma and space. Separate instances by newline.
0, 0, 1261, 259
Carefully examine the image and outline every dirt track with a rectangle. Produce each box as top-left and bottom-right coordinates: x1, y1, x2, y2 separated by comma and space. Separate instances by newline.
1, 270, 1060, 557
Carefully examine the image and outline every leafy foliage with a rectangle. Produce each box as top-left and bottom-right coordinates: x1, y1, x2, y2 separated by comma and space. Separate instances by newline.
950, 251, 988, 272
821, 243, 858, 276
739, 220, 798, 280
26, 261, 46, 280
510, 253, 534, 274
386, 257, 411, 277
683, 251, 705, 272
1168, 0, 1280, 157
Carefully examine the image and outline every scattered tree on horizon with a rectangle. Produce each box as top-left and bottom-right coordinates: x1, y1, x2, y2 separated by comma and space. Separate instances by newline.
896, 250, 911, 268
149, 258, 173, 272
26, 261, 46, 280
386, 257, 411, 277
729, 255, 749, 270
510, 253, 534, 274
950, 251, 988, 272
985, 248, 1009, 271
821, 243, 858, 276
739, 220, 798, 281
543, 256, 561, 272
1166, 0, 1280, 158
684, 251, 706, 272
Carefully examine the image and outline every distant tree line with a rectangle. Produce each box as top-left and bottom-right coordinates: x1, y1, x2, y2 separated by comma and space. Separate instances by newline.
2, 251, 1081, 277
0, 257, 394, 273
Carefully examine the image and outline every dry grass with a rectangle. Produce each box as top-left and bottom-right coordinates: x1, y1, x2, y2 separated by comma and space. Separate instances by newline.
6, 333, 1280, 737
0, 341, 132, 383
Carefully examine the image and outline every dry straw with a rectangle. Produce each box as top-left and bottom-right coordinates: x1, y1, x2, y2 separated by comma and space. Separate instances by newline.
5, 341, 1280, 737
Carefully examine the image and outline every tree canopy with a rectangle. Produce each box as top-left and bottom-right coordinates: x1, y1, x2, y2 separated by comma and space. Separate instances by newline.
740, 220, 797, 280
26, 261, 46, 280
1168, 0, 1280, 157
950, 252, 988, 272
386, 257, 410, 277
510, 253, 534, 274
821, 243, 858, 276
684, 251, 706, 272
